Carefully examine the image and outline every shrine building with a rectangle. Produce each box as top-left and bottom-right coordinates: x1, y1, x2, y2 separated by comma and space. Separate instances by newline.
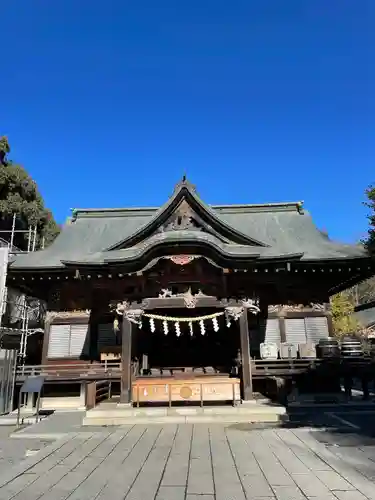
7, 178, 374, 407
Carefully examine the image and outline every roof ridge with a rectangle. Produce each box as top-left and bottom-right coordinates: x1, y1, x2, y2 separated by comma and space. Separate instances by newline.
71, 201, 304, 219
211, 201, 303, 209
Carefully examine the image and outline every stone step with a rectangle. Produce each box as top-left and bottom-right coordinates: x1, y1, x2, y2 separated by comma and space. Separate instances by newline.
82, 413, 287, 425
82, 403, 287, 426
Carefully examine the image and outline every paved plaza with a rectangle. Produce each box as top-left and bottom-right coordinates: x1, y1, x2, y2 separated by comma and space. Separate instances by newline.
1, 413, 375, 500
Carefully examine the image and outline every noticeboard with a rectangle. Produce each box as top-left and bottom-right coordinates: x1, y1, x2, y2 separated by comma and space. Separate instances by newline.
20, 376, 45, 394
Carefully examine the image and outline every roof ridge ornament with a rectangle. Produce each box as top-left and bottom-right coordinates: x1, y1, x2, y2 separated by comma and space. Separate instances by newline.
173, 175, 196, 194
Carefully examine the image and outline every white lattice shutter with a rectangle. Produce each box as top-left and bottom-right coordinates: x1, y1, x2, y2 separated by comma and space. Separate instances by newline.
285, 318, 307, 345
47, 324, 70, 358
69, 324, 90, 357
265, 319, 281, 344
305, 316, 329, 344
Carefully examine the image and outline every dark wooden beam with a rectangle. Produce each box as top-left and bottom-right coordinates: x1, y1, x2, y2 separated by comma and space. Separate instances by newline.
131, 296, 246, 310
239, 311, 253, 400
120, 317, 133, 404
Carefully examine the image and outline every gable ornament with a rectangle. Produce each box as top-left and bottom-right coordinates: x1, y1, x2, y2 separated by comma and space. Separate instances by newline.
157, 287, 207, 308
225, 298, 260, 323
114, 300, 143, 325
169, 255, 197, 266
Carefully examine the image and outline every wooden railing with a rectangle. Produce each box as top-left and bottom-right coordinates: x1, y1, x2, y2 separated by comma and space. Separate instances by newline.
251, 359, 319, 378
86, 380, 113, 410
15, 357, 375, 383
16, 362, 122, 381
253, 357, 375, 378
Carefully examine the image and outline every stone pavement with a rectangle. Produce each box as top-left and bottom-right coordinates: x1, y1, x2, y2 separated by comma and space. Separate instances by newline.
1, 423, 375, 499
0, 426, 54, 471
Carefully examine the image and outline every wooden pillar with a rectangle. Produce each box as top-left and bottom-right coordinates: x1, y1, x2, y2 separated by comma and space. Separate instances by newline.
324, 303, 334, 337
120, 316, 133, 404
326, 313, 334, 337
41, 316, 52, 365
279, 316, 286, 343
88, 292, 102, 361
239, 310, 253, 401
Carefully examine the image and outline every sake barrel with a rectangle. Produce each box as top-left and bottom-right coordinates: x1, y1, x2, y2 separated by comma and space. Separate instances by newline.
316, 338, 340, 358
260, 342, 278, 360
340, 336, 363, 357
366, 337, 375, 357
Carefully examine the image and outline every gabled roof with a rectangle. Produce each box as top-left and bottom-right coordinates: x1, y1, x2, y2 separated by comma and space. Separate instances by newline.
9, 178, 369, 271
106, 178, 268, 249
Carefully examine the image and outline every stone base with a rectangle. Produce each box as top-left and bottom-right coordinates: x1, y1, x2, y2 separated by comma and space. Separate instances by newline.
287, 392, 346, 407
41, 396, 84, 411
82, 402, 287, 426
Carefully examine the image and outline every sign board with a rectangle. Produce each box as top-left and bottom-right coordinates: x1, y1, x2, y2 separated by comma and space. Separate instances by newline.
20, 376, 45, 394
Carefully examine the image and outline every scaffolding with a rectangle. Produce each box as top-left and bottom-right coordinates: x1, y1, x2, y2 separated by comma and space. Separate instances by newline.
0, 213, 45, 253
0, 214, 46, 365
0, 295, 45, 360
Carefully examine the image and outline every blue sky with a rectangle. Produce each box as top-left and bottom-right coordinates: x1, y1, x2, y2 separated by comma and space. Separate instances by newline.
2, 1, 374, 243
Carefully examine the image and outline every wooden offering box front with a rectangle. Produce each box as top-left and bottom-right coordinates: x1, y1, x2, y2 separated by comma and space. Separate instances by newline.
132, 376, 241, 406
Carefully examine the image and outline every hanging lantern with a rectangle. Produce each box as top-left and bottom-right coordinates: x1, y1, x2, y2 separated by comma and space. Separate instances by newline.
212, 317, 219, 332
199, 319, 205, 335
189, 321, 193, 336
175, 321, 181, 337
149, 318, 155, 332
163, 320, 168, 335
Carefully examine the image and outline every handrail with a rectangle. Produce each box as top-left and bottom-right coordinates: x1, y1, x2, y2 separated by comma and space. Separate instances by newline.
86, 380, 112, 409
16, 359, 317, 373
15, 357, 375, 381
16, 362, 122, 377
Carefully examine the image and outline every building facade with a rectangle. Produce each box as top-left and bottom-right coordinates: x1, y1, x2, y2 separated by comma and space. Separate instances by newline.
7, 179, 374, 404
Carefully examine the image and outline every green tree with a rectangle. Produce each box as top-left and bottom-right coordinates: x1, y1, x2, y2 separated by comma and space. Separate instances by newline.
0, 136, 60, 250
364, 185, 375, 252
330, 292, 360, 337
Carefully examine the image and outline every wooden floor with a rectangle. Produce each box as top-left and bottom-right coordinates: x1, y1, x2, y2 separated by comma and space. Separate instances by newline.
2, 422, 375, 499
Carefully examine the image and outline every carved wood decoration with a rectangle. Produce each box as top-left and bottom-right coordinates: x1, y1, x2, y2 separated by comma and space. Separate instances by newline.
162, 200, 201, 232
267, 303, 326, 313
114, 301, 143, 325
156, 199, 231, 244
111, 288, 260, 329
157, 287, 207, 308
169, 255, 197, 266
268, 305, 280, 314
225, 307, 244, 321
46, 309, 91, 323
225, 299, 260, 321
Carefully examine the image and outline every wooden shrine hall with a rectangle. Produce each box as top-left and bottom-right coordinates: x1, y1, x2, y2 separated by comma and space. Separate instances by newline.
7, 178, 374, 406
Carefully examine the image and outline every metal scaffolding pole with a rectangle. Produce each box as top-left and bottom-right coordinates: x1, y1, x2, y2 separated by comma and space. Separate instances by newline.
0, 213, 43, 364
9, 214, 16, 250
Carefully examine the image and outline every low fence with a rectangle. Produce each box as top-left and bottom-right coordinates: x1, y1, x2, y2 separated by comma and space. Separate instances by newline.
251, 357, 375, 378
86, 380, 113, 410
16, 362, 122, 382
15, 358, 375, 384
